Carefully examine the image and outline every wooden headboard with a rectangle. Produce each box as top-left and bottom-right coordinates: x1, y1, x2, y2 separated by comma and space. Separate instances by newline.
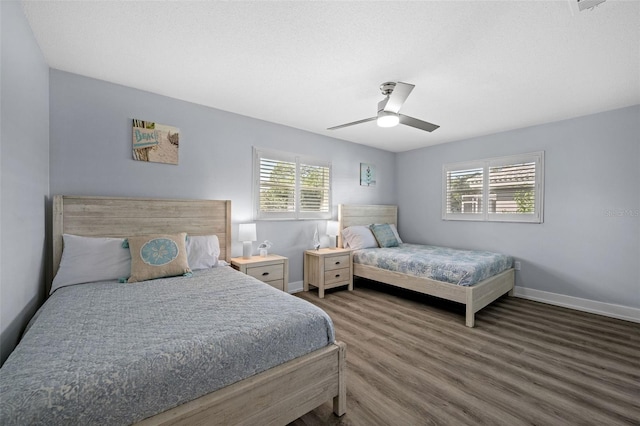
52, 196, 232, 278
337, 204, 398, 247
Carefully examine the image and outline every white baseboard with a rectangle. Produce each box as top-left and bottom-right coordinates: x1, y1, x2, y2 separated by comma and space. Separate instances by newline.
288, 280, 304, 294
513, 286, 640, 323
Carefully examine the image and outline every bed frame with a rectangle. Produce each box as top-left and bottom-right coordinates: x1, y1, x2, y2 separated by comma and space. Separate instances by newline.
338, 204, 514, 328
52, 195, 346, 425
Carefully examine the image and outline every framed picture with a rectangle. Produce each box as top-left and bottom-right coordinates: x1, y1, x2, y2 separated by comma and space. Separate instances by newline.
360, 163, 376, 186
132, 119, 179, 165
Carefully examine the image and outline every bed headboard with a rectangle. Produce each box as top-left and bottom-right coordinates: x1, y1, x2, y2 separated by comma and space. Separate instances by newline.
52, 196, 232, 278
337, 204, 398, 248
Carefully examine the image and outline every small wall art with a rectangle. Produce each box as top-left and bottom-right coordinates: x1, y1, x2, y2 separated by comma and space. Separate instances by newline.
132, 119, 179, 165
360, 163, 376, 186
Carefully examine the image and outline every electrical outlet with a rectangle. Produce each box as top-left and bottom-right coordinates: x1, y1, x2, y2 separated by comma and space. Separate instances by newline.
514, 261, 521, 271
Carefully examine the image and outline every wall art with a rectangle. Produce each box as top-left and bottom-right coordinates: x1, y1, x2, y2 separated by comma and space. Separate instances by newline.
132, 119, 179, 165
360, 163, 376, 186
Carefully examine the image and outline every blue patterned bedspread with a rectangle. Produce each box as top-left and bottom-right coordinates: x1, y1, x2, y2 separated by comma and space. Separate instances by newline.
0, 267, 335, 425
353, 243, 513, 286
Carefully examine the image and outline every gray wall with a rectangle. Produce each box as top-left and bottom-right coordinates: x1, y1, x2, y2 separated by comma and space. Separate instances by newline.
0, 1, 50, 365
49, 70, 397, 287
397, 106, 640, 309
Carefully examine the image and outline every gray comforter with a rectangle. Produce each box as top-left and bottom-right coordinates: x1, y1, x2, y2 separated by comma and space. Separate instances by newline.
0, 267, 335, 425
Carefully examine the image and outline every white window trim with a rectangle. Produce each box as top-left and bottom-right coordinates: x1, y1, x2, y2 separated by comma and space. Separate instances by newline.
253, 147, 332, 220
442, 151, 544, 223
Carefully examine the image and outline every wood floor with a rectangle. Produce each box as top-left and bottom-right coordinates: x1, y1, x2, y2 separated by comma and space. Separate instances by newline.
289, 279, 640, 426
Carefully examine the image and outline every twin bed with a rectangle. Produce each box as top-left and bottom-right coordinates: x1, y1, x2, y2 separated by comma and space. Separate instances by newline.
338, 204, 515, 327
0, 196, 346, 425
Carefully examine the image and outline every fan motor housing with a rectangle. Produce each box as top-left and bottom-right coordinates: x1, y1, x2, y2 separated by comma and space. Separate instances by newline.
380, 82, 396, 96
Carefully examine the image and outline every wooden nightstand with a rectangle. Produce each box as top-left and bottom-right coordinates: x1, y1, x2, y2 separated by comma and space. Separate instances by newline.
304, 248, 353, 298
231, 254, 289, 292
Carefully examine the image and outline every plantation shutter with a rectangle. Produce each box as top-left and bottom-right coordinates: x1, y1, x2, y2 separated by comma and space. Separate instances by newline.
488, 161, 537, 215
444, 165, 484, 216
443, 152, 544, 223
255, 148, 331, 220
299, 159, 331, 218
258, 155, 296, 215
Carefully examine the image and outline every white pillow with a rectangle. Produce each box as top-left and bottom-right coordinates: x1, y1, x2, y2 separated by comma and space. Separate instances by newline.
51, 234, 131, 294
186, 235, 220, 270
341, 226, 379, 250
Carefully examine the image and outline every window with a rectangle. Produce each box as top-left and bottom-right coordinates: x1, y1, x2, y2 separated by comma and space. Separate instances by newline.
443, 152, 544, 223
254, 148, 331, 220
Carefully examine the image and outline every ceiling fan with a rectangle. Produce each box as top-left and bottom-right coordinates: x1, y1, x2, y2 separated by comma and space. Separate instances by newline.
327, 82, 439, 132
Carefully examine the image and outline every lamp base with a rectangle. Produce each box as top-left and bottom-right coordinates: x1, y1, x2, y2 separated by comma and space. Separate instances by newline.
330, 235, 338, 249
242, 241, 253, 259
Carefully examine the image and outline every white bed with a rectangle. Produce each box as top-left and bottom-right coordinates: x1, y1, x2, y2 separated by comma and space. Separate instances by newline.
339, 204, 514, 327
0, 196, 346, 425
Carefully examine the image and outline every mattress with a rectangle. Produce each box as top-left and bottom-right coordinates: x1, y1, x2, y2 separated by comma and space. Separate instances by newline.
353, 243, 513, 286
0, 267, 335, 425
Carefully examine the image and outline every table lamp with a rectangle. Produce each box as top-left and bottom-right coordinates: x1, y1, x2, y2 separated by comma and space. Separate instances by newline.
326, 220, 340, 249
239, 223, 257, 259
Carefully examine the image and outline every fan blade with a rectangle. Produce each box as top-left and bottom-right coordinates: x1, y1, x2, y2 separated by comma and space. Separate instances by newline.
384, 82, 414, 113
399, 114, 440, 132
327, 116, 376, 130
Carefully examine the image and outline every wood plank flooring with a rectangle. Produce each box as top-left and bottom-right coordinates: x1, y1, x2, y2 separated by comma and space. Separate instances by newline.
289, 279, 640, 426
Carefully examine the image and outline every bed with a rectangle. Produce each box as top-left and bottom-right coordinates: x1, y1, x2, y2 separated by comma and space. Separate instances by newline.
339, 204, 514, 327
0, 196, 346, 425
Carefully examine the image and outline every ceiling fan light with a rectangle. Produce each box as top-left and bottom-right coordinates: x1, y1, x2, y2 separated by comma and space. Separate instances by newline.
377, 111, 399, 128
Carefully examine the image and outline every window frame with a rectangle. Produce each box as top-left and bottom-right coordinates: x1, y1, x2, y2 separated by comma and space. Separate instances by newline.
253, 147, 332, 220
442, 151, 544, 223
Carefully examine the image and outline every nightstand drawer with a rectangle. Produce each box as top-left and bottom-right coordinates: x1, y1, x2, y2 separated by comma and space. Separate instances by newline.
265, 279, 285, 291
247, 264, 284, 282
231, 254, 289, 293
324, 267, 350, 285
324, 254, 350, 271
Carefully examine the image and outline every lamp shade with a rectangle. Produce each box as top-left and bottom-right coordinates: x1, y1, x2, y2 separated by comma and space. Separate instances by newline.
377, 111, 399, 128
326, 220, 340, 237
238, 223, 257, 242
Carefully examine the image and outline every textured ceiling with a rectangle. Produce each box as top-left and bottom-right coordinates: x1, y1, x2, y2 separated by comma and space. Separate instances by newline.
22, 0, 640, 153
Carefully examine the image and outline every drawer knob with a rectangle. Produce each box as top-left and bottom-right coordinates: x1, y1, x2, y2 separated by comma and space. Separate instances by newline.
262, 272, 269, 276
335, 261, 341, 265
335, 274, 340, 278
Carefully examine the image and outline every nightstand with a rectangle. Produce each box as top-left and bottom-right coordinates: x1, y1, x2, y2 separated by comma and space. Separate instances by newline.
304, 248, 353, 298
231, 254, 289, 292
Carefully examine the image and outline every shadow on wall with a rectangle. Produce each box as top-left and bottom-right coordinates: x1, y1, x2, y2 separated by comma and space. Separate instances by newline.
0, 295, 40, 366
1, 197, 50, 367
45, 196, 53, 296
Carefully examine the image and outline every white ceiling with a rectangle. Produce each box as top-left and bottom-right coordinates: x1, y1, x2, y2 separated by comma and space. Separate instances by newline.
22, 0, 640, 153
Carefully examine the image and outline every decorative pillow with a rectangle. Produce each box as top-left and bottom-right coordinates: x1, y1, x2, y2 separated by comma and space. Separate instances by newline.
375, 223, 403, 244
341, 225, 379, 250
126, 232, 191, 283
51, 234, 131, 294
369, 223, 400, 248
186, 234, 220, 270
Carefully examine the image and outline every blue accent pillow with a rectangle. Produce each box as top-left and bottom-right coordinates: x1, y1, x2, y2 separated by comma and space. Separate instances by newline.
126, 232, 192, 283
369, 224, 399, 248
141, 238, 179, 265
